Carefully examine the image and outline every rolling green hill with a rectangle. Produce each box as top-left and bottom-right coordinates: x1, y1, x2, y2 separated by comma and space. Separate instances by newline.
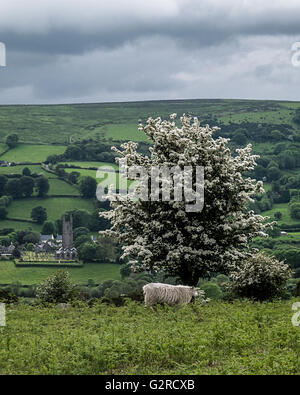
1, 98, 300, 279
0, 99, 300, 144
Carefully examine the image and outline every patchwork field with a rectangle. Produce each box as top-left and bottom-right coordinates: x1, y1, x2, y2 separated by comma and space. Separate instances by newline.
48, 179, 80, 196
0, 164, 49, 176
219, 108, 295, 125
100, 122, 149, 142
64, 167, 133, 189
0, 219, 42, 232
0, 143, 8, 153
61, 161, 119, 169
263, 204, 300, 226
0, 144, 66, 163
7, 197, 94, 222
0, 261, 121, 285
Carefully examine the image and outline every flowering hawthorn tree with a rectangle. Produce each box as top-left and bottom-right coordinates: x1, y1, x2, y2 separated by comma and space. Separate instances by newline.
100, 114, 272, 286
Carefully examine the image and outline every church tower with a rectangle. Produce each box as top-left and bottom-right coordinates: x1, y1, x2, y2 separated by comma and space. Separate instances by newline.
55, 214, 78, 260
62, 214, 73, 248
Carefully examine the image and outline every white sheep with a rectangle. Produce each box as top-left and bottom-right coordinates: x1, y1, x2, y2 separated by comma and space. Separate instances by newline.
143, 282, 199, 307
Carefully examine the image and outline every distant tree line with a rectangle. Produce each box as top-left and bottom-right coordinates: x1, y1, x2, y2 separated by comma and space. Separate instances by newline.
0, 169, 49, 200
213, 122, 296, 144
5, 133, 19, 148
45, 138, 151, 164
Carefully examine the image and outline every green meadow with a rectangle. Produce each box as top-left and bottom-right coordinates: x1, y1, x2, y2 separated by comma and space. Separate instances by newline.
0, 143, 8, 153
100, 122, 149, 142
1, 144, 66, 163
262, 204, 300, 226
61, 161, 119, 169
0, 164, 49, 176
48, 179, 80, 196
7, 197, 94, 222
0, 219, 42, 232
0, 261, 120, 285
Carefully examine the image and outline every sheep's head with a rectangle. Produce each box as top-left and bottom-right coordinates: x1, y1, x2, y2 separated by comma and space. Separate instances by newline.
192, 287, 201, 298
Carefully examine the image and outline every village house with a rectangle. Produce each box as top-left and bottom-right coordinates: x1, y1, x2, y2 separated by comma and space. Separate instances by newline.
40, 234, 55, 243
0, 242, 15, 256
0, 160, 10, 167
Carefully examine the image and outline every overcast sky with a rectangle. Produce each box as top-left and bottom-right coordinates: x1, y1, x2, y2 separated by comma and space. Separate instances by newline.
1, 0, 300, 104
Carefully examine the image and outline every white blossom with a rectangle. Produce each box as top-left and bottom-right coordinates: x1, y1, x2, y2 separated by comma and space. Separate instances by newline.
100, 114, 273, 285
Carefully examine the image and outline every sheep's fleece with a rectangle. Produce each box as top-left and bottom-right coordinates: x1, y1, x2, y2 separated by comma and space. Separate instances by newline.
143, 283, 198, 307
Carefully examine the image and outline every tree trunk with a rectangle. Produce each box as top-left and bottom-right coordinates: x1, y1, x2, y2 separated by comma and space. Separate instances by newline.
179, 266, 200, 286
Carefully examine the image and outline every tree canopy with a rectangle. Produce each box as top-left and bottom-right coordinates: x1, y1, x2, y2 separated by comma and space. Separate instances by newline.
101, 114, 271, 285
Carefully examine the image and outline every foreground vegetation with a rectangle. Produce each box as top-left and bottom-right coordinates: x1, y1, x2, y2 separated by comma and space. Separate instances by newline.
0, 299, 299, 375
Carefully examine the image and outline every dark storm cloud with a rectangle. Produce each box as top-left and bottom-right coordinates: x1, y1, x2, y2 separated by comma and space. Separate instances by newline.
1, 0, 300, 104
1, 1, 300, 55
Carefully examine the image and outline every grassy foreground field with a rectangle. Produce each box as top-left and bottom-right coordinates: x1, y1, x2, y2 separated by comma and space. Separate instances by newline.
0, 299, 299, 374
0, 261, 120, 285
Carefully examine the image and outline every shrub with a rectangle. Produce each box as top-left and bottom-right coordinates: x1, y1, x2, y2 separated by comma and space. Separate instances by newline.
0, 288, 18, 304
199, 282, 223, 300
36, 270, 76, 304
78, 241, 100, 262
74, 234, 91, 248
228, 252, 292, 301
73, 227, 90, 240
42, 221, 56, 235
274, 211, 282, 220
19, 287, 36, 298
31, 206, 47, 224
23, 232, 40, 244
120, 263, 132, 278
12, 248, 21, 258
79, 176, 97, 198
0, 207, 8, 220
26, 243, 35, 251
